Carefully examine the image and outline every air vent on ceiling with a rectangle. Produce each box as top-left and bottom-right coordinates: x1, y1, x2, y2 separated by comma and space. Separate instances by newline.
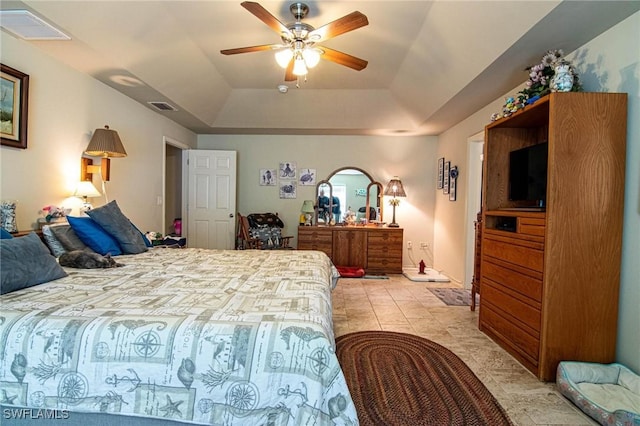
147, 101, 178, 112
0, 10, 70, 40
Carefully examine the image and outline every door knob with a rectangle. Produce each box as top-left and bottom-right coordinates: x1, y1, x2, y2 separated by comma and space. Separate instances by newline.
229, 213, 234, 218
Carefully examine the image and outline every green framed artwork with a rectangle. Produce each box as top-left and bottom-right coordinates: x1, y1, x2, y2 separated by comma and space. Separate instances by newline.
1, 64, 29, 149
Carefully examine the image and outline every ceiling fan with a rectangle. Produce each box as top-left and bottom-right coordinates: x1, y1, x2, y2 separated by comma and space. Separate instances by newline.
220, 1, 369, 82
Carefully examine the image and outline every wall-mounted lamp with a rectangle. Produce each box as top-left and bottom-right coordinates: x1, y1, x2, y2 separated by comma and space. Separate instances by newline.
73, 180, 101, 213
84, 125, 127, 158
384, 176, 406, 228
80, 157, 110, 181
82, 125, 127, 202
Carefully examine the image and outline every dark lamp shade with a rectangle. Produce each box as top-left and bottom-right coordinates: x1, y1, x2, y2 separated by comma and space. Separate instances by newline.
384, 177, 406, 197
84, 125, 127, 158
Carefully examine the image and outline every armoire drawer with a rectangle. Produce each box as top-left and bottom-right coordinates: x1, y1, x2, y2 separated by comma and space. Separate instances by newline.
518, 217, 546, 237
482, 259, 543, 302
482, 281, 541, 333
483, 237, 544, 272
480, 304, 540, 365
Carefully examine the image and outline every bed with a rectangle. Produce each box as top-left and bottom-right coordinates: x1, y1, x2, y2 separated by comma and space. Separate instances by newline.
0, 212, 358, 425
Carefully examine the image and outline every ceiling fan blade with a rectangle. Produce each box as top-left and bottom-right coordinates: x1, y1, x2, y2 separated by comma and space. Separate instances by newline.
284, 59, 296, 81
309, 11, 368, 42
241, 1, 291, 36
320, 47, 368, 71
221, 44, 281, 55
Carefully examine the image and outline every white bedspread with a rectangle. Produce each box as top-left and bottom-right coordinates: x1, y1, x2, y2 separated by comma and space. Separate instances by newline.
0, 248, 357, 425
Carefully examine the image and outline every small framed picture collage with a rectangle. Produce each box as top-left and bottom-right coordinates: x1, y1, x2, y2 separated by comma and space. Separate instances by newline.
260, 162, 316, 199
437, 157, 458, 201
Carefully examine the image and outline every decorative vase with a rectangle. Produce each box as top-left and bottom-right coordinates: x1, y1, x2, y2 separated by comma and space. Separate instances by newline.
551, 63, 574, 92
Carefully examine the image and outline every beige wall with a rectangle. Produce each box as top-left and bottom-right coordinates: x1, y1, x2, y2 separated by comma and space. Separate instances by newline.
1, 8, 637, 373
435, 11, 640, 372
197, 134, 440, 274
0, 34, 197, 232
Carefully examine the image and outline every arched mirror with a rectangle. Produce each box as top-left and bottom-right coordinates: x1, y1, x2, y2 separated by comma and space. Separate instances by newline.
315, 180, 333, 225
366, 181, 384, 223
316, 167, 383, 225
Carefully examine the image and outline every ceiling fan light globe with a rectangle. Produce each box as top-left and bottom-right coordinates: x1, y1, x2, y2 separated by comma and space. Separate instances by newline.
275, 49, 293, 68
293, 58, 308, 76
303, 48, 321, 68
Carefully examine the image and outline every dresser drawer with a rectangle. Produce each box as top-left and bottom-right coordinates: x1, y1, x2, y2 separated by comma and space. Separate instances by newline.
483, 236, 544, 272
367, 258, 402, 274
367, 245, 402, 258
298, 228, 333, 256
368, 230, 403, 244
482, 259, 542, 302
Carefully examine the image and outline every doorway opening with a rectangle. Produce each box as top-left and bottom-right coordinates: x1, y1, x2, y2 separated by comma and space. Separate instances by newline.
164, 137, 188, 237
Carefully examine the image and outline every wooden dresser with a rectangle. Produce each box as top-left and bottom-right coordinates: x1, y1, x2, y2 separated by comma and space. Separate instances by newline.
298, 226, 403, 274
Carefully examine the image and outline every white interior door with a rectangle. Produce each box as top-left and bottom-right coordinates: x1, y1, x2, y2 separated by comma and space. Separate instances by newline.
464, 132, 484, 288
187, 150, 237, 249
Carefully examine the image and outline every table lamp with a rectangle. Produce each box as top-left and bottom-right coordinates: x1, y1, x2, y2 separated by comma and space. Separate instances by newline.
301, 200, 315, 226
74, 181, 101, 213
384, 176, 406, 228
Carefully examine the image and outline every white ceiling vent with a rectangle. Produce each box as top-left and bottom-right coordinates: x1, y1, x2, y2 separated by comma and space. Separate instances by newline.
148, 101, 178, 112
0, 10, 70, 40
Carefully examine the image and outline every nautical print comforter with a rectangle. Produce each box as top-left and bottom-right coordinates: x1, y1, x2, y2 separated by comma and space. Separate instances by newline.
0, 248, 358, 425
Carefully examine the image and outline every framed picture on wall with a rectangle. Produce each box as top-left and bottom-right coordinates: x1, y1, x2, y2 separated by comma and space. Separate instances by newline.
449, 171, 457, 201
443, 161, 450, 194
1, 64, 29, 149
279, 161, 296, 179
299, 168, 316, 185
279, 181, 297, 199
437, 157, 444, 189
259, 169, 277, 186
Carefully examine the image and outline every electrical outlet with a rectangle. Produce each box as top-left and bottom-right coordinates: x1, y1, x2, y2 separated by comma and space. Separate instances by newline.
407, 241, 412, 249
420, 242, 429, 249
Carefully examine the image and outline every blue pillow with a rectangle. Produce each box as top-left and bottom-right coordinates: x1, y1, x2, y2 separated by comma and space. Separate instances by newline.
0, 228, 13, 239
67, 216, 122, 256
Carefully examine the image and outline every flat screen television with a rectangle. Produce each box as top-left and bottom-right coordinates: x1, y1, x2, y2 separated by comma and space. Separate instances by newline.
508, 142, 548, 206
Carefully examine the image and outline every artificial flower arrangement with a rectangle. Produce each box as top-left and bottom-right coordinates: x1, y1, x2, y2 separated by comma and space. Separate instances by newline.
491, 49, 582, 122
41, 205, 71, 222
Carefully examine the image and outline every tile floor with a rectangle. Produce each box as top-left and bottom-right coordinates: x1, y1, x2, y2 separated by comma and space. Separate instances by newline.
331, 274, 597, 426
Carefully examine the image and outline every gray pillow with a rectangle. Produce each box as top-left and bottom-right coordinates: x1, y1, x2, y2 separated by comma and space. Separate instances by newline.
86, 200, 147, 254
1, 232, 68, 294
50, 224, 92, 252
42, 225, 67, 257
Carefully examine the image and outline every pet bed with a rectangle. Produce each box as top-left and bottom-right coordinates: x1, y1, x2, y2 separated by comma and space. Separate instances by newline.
336, 265, 365, 278
557, 361, 640, 425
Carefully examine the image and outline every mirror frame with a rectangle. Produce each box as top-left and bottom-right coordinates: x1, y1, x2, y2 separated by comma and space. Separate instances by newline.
366, 181, 384, 222
315, 167, 384, 225
315, 180, 333, 225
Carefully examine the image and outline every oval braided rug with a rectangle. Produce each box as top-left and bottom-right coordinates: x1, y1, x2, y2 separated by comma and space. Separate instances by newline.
335, 331, 513, 425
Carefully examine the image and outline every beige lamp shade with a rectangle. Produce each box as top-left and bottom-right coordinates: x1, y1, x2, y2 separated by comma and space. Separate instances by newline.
84, 125, 127, 158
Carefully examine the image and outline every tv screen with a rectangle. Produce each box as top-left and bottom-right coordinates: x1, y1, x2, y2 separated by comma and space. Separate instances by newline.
509, 143, 548, 204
